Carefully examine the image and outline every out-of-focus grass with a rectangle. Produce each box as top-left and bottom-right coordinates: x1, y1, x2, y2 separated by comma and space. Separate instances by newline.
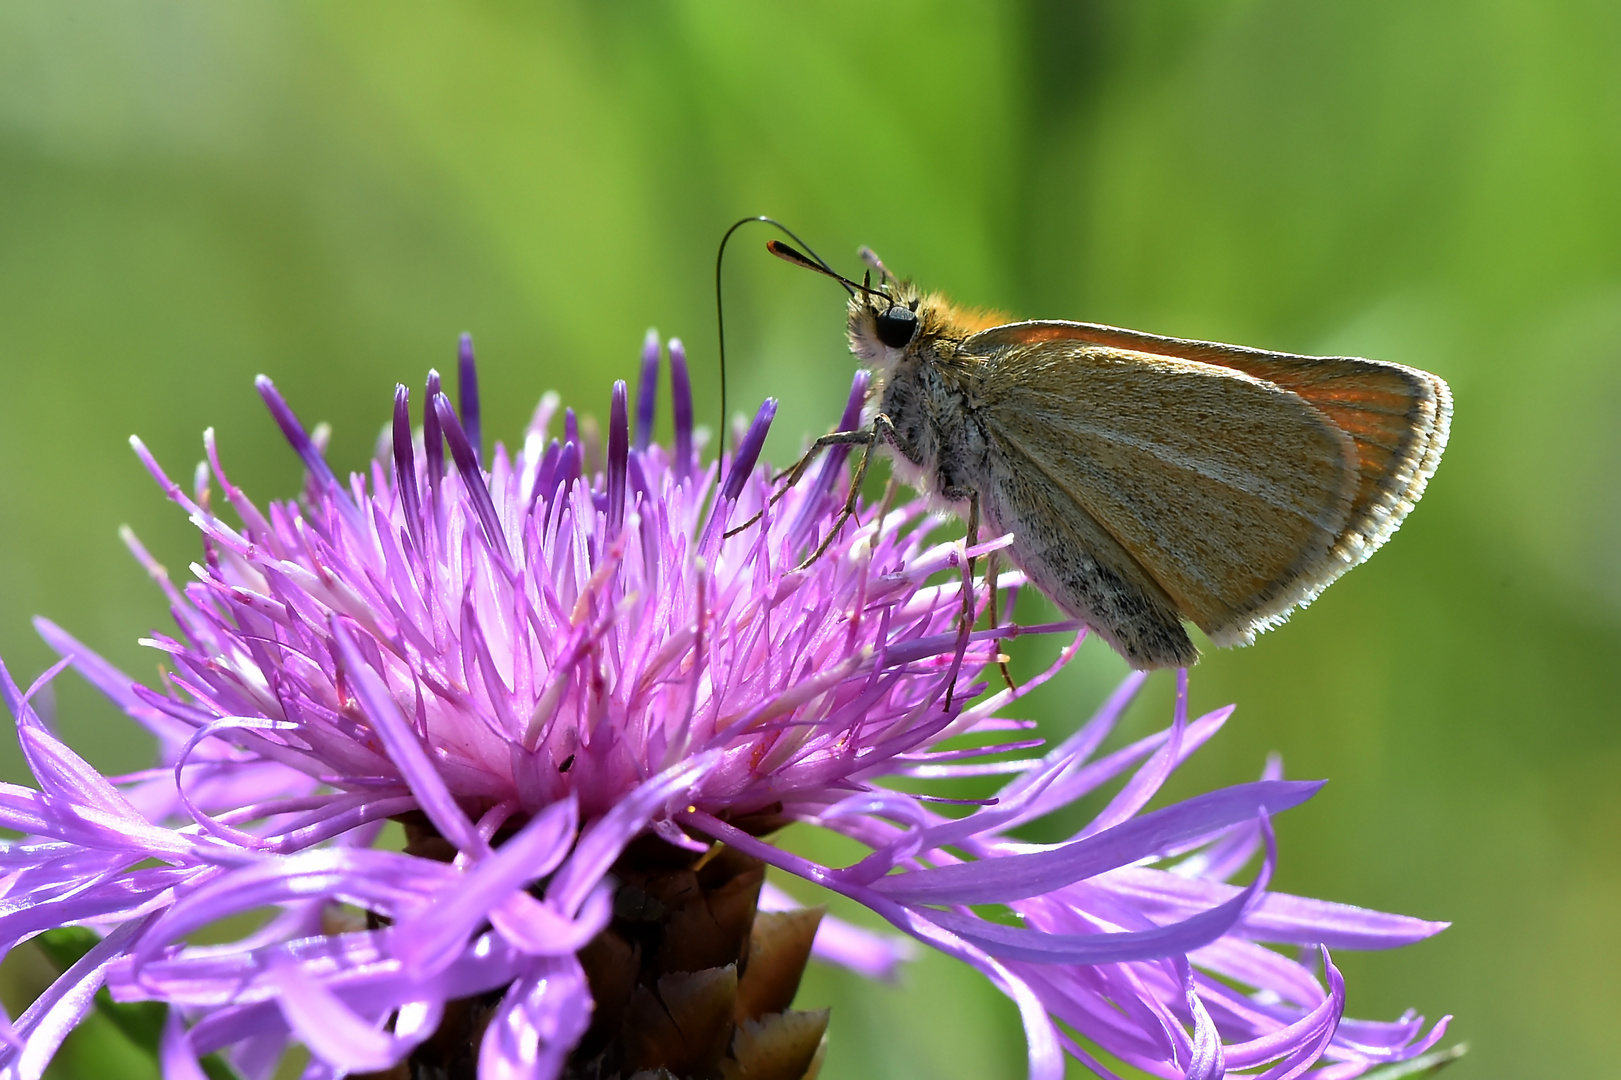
2, 2, 1617, 1076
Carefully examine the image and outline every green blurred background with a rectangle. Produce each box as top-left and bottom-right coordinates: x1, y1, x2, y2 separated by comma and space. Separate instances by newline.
1, 2, 1617, 1077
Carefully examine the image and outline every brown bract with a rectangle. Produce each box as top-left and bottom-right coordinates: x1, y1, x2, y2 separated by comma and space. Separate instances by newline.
572, 839, 827, 1080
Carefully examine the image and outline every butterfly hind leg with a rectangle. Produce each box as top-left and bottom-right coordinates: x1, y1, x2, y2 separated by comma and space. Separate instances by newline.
982, 548, 1017, 693
944, 491, 983, 712
953, 492, 1016, 707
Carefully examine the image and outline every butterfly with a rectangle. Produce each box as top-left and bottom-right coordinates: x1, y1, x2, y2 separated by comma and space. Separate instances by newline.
768, 238, 1451, 669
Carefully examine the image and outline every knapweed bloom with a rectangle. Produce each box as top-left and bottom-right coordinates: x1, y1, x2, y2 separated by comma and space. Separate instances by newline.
0, 331, 1451, 1080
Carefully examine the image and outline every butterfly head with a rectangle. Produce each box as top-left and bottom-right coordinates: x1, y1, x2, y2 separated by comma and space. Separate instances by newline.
848, 280, 933, 369
762, 238, 998, 371
849, 283, 1011, 374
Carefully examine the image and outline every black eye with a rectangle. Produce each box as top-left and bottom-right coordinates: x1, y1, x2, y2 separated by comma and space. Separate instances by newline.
874, 307, 918, 348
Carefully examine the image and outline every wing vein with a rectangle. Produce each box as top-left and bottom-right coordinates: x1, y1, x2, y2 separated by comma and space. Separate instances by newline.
1014, 405, 1345, 530
991, 424, 1232, 604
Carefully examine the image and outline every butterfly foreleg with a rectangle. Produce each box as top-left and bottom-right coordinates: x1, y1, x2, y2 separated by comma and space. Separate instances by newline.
790, 413, 894, 572
772, 428, 874, 487
723, 426, 877, 539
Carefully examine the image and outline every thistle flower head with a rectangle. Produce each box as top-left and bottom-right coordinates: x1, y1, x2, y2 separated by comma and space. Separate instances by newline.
0, 333, 1451, 1080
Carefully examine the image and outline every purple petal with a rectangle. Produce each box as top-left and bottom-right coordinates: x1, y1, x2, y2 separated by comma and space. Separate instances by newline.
255, 376, 340, 494
789, 370, 871, 545
1010, 704, 1230, 834
31, 618, 191, 744
254, 377, 363, 532
423, 368, 445, 496
2, 659, 138, 815
607, 380, 629, 538
529, 438, 563, 511
432, 392, 511, 565
478, 956, 592, 1080
868, 781, 1321, 905
129, 850, 456, 970
990, 669, 1146, 818
1081, 668, 1190, 835
490, 884, 612, 957
823, 369, 871, 488
1180, 957, 1226, 1080
160, 1011, 210, 1080
928, 815, 1277, 964
721, 398, 777, 502
546, 750, 721, 915
391, 384, 423, 553
635, 329, 660, 451
119, 927, 526, 1014
669, 337, 694, 480
397, 796, 579, 975
269, 954, 422, 1074
457, 332, 482, 465
1225, 947, 1342, 1074
835, 752, 1085, 887
330, 620, 483, 856
850, 873, 1068, 1080
1102, 867, 1450, 949
2, 915, 152, 1080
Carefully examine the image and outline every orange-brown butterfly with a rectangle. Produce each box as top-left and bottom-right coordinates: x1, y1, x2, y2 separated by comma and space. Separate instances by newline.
763, 236, 1451, 670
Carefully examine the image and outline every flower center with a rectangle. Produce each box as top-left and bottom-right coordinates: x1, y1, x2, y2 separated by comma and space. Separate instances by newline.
366, 819, 828, 1080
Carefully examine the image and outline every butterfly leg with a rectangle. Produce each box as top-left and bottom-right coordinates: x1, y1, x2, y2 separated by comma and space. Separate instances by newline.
773, 428, 874, 488
944, 490, 987, 712
983, 549, 1017, 693
961, 490, 981, 629
790, 414, 894, 572
874, 475, 901, 539
723, 427, 874, 539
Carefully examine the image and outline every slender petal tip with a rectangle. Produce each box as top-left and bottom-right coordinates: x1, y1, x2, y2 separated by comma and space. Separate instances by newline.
635, 328, 660, 450
669, 337, 694, 479
457, 332, 481, 463
607, 379, 629, 535
722, 397, 777, 501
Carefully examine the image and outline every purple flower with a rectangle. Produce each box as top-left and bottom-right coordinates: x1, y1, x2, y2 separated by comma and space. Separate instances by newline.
0, 333, 1452, 1080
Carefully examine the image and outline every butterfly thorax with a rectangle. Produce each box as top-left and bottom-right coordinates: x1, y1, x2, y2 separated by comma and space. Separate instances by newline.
847, 287, 1003, 507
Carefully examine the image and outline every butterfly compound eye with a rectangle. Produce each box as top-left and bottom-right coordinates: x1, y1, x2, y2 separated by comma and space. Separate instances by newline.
874, 307, 919, 348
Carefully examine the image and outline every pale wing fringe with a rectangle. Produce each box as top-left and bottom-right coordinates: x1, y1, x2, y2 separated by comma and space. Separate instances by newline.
1206, 366, 1451, 646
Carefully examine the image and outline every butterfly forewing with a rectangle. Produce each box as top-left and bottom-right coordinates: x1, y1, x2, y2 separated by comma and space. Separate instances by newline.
966, 321, 1451, 641
971, 324, 1451, 557
970, 339, 1361, 651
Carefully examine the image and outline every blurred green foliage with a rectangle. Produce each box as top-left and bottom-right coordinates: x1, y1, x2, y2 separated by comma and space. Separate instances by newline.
1, 2, 1617, 1077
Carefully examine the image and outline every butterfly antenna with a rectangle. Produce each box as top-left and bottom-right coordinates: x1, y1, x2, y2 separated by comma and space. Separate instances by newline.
765, 240, 891, 304
715, 216, 852, 461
